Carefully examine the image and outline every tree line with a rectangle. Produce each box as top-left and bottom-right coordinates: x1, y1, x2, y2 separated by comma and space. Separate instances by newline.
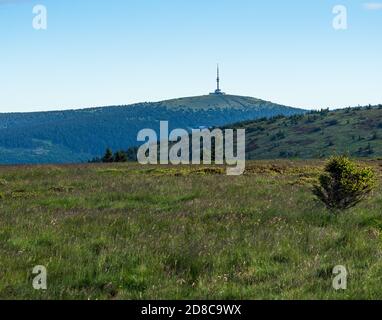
90, 147, 138, 163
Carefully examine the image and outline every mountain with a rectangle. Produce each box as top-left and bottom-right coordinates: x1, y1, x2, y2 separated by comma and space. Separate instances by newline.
227, 104, 382, 159
0, 94, 303, 164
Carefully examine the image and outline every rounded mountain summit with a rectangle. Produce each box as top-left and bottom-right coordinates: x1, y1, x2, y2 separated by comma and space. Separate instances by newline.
155, 94, 301, 112
0, 70, 305, 164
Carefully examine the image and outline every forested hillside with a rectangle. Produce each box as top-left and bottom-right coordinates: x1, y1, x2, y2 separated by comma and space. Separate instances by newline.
229, 105, 382, 159
0, 95, 302, 164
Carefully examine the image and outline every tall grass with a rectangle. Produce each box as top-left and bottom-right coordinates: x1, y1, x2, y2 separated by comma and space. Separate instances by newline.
0, 161, 381, 299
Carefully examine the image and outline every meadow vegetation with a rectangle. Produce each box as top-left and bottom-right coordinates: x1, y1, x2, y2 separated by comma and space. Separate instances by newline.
0, 160, 381, 300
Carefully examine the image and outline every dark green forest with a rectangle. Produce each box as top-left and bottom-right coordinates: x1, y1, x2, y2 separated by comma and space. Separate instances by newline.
94, 105, 382, 164
0, 95, 302, 164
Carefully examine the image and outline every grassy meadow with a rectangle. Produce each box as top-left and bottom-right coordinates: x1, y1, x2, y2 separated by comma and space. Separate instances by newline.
0, 161, 382, 300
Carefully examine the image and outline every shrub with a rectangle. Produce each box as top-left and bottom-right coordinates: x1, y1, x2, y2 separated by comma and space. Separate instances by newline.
113, 151, 128, 163
102, 148, 114, 163
270, 131, 286, 141
313, 156, 376, 210
326, 119, 339, 126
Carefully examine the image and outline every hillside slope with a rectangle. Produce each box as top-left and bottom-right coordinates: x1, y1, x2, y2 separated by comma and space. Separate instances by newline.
229, 105, 382, 159
0, 95, 302, 164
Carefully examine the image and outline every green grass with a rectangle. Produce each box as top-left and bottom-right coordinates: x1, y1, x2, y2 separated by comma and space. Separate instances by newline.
0, 161, 382, 300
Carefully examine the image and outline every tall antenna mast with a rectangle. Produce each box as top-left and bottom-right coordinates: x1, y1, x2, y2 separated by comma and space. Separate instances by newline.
216, 64, 220, 91
210, 64, 225, 95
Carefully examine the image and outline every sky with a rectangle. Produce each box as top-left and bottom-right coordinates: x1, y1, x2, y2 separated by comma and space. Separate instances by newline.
0, 0, 381, 112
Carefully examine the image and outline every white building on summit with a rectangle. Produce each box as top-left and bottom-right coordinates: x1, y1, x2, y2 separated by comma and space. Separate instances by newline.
210, 65, 226, 95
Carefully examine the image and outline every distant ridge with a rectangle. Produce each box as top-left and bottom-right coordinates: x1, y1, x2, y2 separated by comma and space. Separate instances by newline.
0, 95, 304, 164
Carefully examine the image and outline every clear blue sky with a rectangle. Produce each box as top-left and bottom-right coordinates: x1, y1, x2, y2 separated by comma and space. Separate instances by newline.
0, 0, 381, 112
